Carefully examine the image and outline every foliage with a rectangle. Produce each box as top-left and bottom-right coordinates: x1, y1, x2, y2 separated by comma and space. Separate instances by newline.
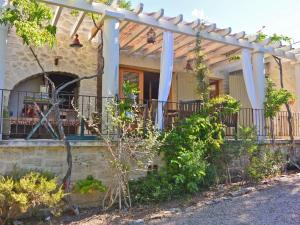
257, 32, 292, 45
205, 95, 241, 117
160, 113, 225, 193
0, 172, 64, 225
74, 175, 107, 194
75, 81, 161, 209
195, 32, 210, 102
233, 126, 285, 183
129, 172, 182, 204
228, 54, 241, 62
117, 80, 139, 122
0, 0, 56, 47
5, 166, 55, 181
246, 150, 284, 182
129, 95, 241, 203
264, 78, 294, 119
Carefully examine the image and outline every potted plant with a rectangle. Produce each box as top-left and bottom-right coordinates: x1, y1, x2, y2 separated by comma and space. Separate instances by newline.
2, 106, 11, 140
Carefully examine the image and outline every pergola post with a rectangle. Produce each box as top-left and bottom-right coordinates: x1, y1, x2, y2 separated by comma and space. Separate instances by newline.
102, 17, 120, 98
0, 0, 8, 140
157, 31, 174, 130
294, 62, 300, 112
252, 50, 266, 137
102, 17, 120, 133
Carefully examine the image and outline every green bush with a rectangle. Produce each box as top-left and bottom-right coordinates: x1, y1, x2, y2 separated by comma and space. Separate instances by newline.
246, 149, 284, 182
130, 96, 242, 204
129, 172, 181, 204
74, 175, 107, 194
235, 126, 285, 182
0, 172, 64, 225
161, 115, 225, 193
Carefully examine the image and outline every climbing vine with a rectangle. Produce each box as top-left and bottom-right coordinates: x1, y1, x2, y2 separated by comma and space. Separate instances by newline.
195, 32, 210, 103
264, 77, 294, 144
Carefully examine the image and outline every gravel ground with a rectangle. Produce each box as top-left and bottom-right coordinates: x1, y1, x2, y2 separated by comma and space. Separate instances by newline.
26, 173, 300, 225
149, 174, 300, 225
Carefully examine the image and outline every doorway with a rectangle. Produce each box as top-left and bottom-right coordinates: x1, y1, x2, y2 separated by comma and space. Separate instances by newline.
144, 72, 160, 101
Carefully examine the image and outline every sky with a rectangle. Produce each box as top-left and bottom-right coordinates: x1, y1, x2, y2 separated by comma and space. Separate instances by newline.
130, 0, 300, 44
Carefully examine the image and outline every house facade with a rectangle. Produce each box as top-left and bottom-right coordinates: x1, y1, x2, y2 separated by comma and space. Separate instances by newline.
1, 0, 300, 139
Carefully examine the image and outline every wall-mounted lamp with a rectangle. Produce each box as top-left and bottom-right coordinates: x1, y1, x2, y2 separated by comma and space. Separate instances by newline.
54, 56, 63, 66
70, 34, 83, 48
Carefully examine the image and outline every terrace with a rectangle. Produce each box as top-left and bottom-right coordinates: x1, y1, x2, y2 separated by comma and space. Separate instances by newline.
1, 0, 300, 142
0, 88, 299, 140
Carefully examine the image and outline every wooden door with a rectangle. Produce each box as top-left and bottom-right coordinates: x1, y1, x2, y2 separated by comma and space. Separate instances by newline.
209, 79, 220, 98
119, 68, 144, 101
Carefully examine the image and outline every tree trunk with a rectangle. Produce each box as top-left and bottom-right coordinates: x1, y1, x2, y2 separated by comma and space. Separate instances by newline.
273, 56, 300, 169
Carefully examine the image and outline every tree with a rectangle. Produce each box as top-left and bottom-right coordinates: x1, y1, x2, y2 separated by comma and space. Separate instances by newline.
75, 82, 161, 209
258, 32, 299, 169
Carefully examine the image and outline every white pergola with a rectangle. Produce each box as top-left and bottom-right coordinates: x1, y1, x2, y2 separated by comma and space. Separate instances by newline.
1, 0, 300, 112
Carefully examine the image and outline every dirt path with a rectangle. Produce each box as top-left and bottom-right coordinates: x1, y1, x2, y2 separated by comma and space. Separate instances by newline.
149, 174, 300, 225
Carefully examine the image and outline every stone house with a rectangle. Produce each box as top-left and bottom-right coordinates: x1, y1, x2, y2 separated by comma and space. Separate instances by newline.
1, 0, 300, 186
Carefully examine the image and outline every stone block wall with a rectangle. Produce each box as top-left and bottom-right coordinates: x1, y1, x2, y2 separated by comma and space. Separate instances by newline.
0, 140, 162, 207
0, 140, 121, 186
5, 8, 99, 97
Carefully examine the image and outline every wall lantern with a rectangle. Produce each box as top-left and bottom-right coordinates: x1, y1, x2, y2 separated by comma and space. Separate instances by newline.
70, 34, 83, 48
54, 56, 62, 66
185, 59, 193, 71
147, 28, 156, 44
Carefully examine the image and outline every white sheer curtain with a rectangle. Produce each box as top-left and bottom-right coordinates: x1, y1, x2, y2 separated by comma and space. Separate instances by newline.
242, 49, 258, 109
156, 31, 174, 130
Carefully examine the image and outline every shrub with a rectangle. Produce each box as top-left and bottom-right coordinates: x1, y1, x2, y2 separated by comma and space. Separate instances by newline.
129, 172, 181, 204
73, 175, 107, 194
235, 126, 285, 182
0, 172, 64, 225
5, 166, 55, 181
130, 95, 241, 203
246, 148, 284, 182
160, 114, 225, 193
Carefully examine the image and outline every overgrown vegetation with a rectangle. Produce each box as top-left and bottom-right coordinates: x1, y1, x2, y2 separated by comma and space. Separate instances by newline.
0, 172, 64, 225
75, 81, 161, 209
264, 77, 294, 143
74, 175, 107, 194
195, 32, 210, 102
237, 127, 285, 182
130, 96, 241, 203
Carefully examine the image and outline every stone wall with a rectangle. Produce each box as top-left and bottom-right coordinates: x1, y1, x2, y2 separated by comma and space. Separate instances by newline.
0, 140, 162, 207
0, 139, 299, 207
0, 140, 113, 184
5, 8, 99, 97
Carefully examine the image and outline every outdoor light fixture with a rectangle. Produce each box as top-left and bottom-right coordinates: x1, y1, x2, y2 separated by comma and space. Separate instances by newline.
54, 56, 62, 66
185, 59, 193, 71
70, 34, 83, 48
147, 28, 156, 44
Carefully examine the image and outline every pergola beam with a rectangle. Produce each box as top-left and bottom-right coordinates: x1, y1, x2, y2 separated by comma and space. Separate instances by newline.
128, 29, 164, 55
38, 0, 296, 60
51, 6, 63, 26
121, 25, 148, 48
70, 0, 93, 38
143, 33, 183, 57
